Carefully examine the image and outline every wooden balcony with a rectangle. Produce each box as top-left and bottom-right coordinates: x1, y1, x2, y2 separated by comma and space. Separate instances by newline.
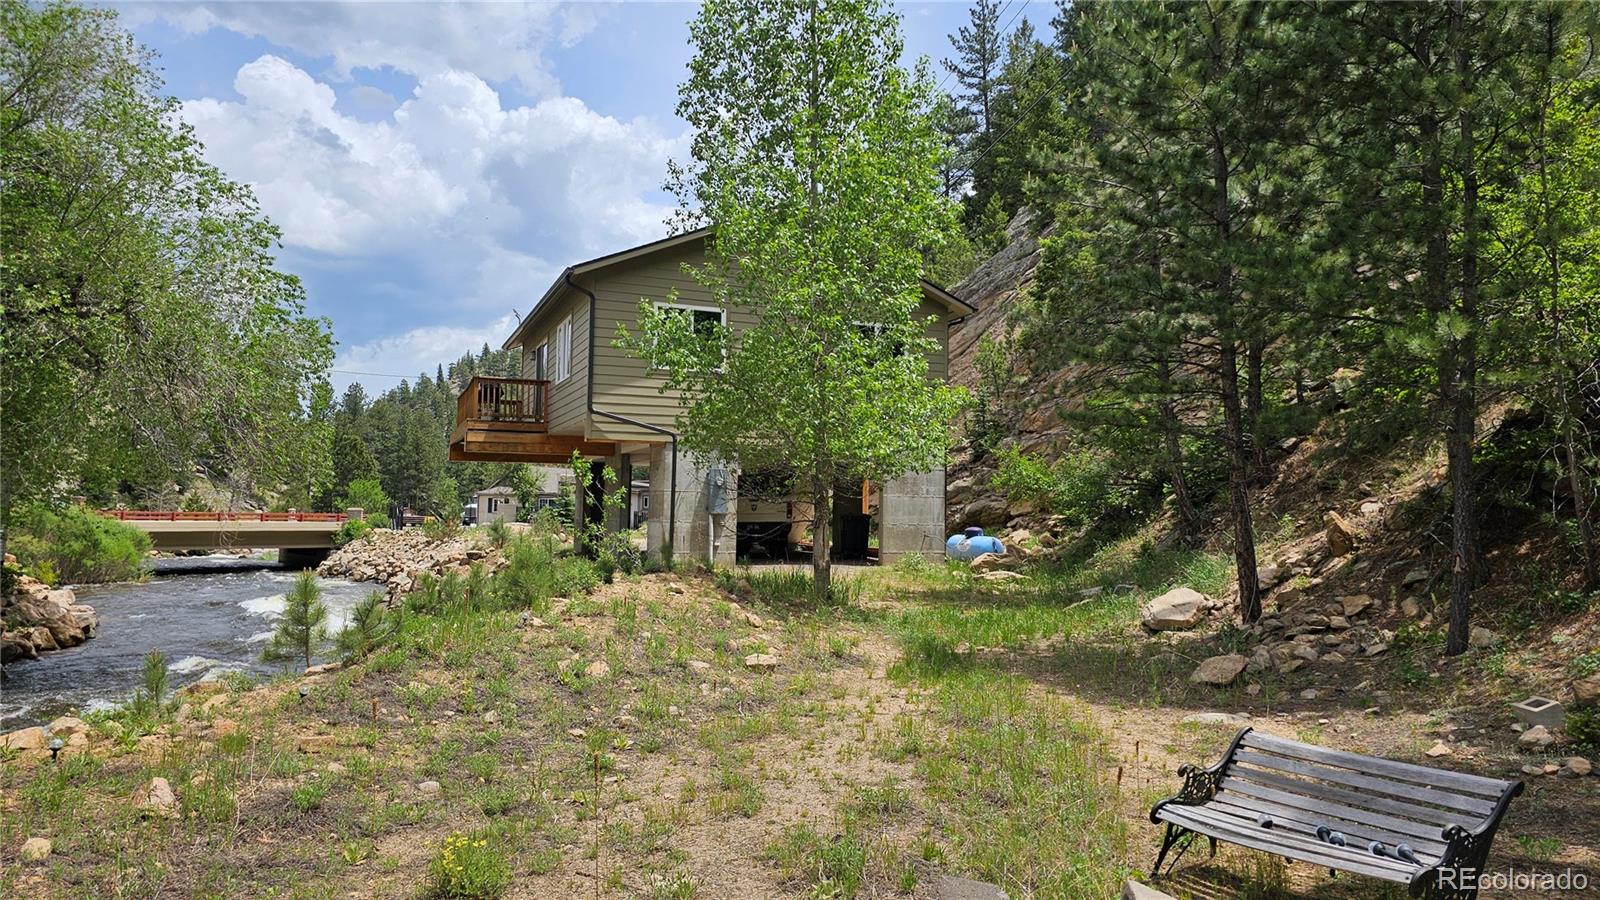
449, 376, 616, 463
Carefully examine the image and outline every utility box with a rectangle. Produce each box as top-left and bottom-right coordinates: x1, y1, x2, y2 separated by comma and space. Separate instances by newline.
705, 465, 731, 515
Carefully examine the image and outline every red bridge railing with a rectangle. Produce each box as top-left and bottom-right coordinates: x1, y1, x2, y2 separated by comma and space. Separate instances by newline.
99, 510, 347, 523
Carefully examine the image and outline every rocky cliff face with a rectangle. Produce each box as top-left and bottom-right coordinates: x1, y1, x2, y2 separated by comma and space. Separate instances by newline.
2, 556, 99, 663
945, 211, 1066, 534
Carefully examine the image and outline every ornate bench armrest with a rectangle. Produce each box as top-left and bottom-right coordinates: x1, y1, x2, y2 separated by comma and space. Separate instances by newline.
1148, 727, 1252, 824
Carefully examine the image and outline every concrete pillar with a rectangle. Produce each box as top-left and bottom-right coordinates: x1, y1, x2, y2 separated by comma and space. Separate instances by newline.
645, 443, 737, 568
878, 466, 945, 565
345, 508, 365, 521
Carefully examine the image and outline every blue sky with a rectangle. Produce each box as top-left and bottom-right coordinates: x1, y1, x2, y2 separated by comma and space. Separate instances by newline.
119, 1, 1057, 393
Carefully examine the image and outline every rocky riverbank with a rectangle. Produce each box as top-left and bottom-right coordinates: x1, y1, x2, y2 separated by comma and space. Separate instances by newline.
2, 556, 99, 663
317, 527, 510, 601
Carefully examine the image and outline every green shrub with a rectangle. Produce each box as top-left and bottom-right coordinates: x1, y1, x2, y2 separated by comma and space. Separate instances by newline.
9, 502, 151, 583
335, 591, 393, 662
428, 831, 510, 899
422, 516, 460, 542
339, 479, 391, 524
718, 568, 860, 610
485, 519, 510, 549
1567, 708, 1600, 753
126, 648, 171, 724
990, 446, 1111, 526
334, 518, 374, 546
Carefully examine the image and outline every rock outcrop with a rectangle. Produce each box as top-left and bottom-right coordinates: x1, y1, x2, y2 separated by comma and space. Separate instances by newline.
2, 555, 98, 662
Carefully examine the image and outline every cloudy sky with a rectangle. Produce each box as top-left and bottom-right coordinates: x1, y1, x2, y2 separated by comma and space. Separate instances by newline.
122, 1, 1052, 392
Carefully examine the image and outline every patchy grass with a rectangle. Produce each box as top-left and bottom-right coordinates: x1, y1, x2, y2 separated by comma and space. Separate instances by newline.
5, 527, 1587, 900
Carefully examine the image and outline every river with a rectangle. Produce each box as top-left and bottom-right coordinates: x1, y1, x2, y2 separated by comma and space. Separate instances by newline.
1, 556, 376, 729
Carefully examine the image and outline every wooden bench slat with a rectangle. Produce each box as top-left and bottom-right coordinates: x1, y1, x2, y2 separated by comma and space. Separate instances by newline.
1158, 805, 1417, 883
1208, 795, 1448, 862
1186, 801, 1440, 870
1242, 732, 1511, 799
1220, 775, 1461, 842
1231, 749, 1498, 817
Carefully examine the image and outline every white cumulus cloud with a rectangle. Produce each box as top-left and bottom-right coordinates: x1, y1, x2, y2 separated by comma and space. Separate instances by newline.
128, 1, 600, 96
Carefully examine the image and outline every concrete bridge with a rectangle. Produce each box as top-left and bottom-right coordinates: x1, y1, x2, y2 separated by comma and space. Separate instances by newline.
100, 511, 349, 567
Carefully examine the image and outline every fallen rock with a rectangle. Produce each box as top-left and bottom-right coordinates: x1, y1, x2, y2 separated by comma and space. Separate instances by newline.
1256, 566, 1284, 590
743, 653, 778, 672
1571, 675, 1600, 709
1469, 626, 1498, 650
1518, 725, 1554, 750
417, 780, 442, 795
1402, 566, 1429, 587
137, 777, 178, 819
1560, 756, 1592, 777
20, 836, 52, 863
743, 611, 764, 628
1400, 597, 1422, 618
1191, 654, 1248, 687
1425, 742, 1453, 758
585, 660, 611, 678
1325, 511, 1359, 558
1340, 594, 1374, 617
969, 552, 1008, 574
1142, 588, 1209, 632
2, 726, 47, 752
686, 659, 711, 672
975, 569, 1026, 582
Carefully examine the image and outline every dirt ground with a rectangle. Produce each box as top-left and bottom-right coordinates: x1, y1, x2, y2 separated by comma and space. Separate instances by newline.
3, 565, 1597, 899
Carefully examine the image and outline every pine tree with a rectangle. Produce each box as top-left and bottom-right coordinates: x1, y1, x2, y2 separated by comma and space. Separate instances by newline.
264, 569, 329, 670
1058, 1, 1320, 622
944, 0, 1004, 139
1304, 1, 1555, 653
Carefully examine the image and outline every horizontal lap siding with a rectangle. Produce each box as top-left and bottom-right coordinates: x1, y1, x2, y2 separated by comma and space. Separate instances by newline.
585, 240, 954, 442
517, 289, 589, 436
588, 243, 755, 442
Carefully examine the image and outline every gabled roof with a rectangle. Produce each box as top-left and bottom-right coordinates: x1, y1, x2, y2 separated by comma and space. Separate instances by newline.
504, 227, 974, 349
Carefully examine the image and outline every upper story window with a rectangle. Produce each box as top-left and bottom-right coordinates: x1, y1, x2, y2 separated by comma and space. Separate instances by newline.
652, 301, 726, 370
657, 302, 724, 338
553, 316, 572, 383
853, 322, 907, 356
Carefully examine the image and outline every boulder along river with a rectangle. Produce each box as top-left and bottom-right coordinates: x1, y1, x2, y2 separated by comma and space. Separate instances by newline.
1, 556, 374, 729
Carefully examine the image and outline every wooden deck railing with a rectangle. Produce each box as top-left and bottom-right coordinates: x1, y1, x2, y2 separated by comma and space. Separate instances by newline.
99, 511, 347, 522
456, 376, 549, 426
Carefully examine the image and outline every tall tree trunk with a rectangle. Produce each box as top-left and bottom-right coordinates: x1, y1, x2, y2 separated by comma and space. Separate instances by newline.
1445, 8, 1479, 656
810, 473, 831, 603
1157, 356, 1199, 538
1246, 334, 1267, 482
1211, 124, 1259, 622
1222, 342, 1261, 623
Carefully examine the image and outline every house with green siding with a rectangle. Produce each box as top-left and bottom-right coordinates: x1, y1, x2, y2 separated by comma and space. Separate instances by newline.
449, 228, 972, 565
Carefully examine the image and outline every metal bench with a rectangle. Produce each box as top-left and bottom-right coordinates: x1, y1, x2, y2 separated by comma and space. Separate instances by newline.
1149, 728, 1523, 900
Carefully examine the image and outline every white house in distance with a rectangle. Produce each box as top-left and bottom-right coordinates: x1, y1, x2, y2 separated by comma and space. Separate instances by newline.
472, 485, 518, 524
471, 466, 570, 525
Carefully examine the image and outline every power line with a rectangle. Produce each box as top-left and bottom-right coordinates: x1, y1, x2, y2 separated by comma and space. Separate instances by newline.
330, 368, 418, 380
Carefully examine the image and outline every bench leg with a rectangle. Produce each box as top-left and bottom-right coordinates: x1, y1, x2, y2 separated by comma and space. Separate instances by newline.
1152, 823, 1196, 879
1152, 823, 1180, 877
